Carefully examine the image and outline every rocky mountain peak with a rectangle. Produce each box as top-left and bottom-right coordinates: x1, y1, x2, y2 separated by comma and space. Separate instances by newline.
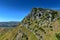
26, 8, 59, 22
21, 8, 60, 40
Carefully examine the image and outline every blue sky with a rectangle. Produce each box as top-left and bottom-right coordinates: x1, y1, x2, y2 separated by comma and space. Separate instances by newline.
0, 0, 60, 22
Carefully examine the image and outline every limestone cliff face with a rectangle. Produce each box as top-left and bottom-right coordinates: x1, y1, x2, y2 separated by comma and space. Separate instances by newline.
27, 8, 58, 20
22, 8, 59, 27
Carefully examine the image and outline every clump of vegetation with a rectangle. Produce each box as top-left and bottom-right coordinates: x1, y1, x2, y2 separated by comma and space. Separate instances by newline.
39, 27, 46, 34
22, 34, 28, 40
56, 33, 60, 40
57, 17, 60, 20
52, 11, 58, 20
49, 26, 53, 28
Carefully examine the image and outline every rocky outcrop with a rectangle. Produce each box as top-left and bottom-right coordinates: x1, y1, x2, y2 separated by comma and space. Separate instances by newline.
21, 8, 60, 40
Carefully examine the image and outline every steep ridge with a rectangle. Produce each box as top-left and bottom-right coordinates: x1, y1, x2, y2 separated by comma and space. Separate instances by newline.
20, 8, 60, 40
0, 8, 60, 40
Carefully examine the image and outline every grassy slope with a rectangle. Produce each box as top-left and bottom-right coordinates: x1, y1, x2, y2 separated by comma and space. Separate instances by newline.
0, 24, 38, 40
0, 19, 60, 40
44, 19, 60, 40
18, 24, 38, 40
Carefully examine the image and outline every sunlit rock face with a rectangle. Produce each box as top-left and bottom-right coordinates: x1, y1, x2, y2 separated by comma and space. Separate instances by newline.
25, 8, 59, 22
22, 8, 59, 28
22, 8, 59, 30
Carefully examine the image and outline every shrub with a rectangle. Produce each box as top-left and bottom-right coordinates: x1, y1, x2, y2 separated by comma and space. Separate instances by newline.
56, 33, 60, 40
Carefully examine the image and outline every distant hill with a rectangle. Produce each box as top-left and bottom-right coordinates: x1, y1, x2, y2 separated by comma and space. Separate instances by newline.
0, 21, 19, 27
0, 8, 60, 40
